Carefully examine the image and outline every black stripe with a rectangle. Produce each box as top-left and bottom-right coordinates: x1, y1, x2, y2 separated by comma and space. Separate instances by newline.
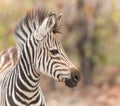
15, 84, 38, 100
31, 66, 39, 80
26, 41, 32, 63
47, 59, 51, 72
49, 61, 55, 75
20, 24, 28, 38
22, 45, 39, 82
29, 94, 40, 105
29, 39, 35, 63
54, 69, 68, 79
43, 46, 46, 71
21, 56, 37, 83
22, 48, 30, 75
19, 61, 35, 88
16, 32, 25, 42
33, 22, 36, 30
26, 19, 32, 34
7, 94, 18, 106
15, 90, 26, 104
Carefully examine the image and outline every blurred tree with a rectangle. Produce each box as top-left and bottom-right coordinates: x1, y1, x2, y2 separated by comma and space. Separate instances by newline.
75, 0, 97, 85
63, 0, 102, 85
72, 0, 120, 85
1, 0, 120, 87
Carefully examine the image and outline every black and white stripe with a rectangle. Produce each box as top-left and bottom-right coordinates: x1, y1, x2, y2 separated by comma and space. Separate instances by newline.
0, 36, 45, 106
0, 9, 80, 106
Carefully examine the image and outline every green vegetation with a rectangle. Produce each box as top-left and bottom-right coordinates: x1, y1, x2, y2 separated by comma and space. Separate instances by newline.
0, 0, 120, 85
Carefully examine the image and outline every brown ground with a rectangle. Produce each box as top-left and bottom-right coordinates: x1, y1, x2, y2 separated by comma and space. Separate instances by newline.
40, 77, 120, 106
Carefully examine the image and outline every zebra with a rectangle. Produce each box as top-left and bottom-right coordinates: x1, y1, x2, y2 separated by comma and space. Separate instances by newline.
0, 47, 17, 72
0, 9, 80, 106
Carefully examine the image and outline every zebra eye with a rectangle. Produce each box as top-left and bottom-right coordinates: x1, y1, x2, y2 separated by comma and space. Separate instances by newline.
50, 49, 59, 55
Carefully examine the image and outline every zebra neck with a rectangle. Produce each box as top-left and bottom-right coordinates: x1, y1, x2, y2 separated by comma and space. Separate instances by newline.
15, 36, 40, 90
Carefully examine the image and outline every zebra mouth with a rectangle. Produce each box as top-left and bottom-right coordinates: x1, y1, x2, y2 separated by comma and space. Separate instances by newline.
65, 79, 78, 88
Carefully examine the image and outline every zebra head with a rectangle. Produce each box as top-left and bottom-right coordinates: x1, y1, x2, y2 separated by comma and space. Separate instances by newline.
34, 12, 80, 88
15, 9, 80, 88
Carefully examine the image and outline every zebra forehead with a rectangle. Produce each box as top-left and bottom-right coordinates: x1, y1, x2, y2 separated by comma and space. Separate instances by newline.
25, 8, 48, 26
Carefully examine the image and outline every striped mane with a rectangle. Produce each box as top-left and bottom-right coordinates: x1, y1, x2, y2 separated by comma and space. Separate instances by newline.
14, 9, 59, 56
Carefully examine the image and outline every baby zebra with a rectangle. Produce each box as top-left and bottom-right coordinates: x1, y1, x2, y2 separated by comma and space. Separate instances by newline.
0, 9, 80, 106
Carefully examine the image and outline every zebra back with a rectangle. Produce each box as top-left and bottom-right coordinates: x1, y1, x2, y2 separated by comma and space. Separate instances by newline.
0, 47, 17, 73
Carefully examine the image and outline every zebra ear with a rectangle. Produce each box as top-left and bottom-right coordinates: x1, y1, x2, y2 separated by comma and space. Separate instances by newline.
36, 14, 56, 40
47, 13, 56, 29
57, 13, 62, 24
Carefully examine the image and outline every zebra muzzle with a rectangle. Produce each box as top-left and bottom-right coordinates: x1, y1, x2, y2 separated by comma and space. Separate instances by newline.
65, 71, 80, 88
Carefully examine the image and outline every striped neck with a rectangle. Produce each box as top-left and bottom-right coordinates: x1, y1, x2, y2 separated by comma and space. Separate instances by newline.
17, 35, 40, 81
11, 36, 45, 105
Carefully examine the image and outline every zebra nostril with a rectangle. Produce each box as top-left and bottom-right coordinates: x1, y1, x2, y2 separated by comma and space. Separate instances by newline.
74, 75, 79, 81
72, 71, 80, 82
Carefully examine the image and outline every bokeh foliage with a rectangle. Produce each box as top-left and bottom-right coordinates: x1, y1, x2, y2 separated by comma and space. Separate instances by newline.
0, 0, 120, 85
0, 0, 34, 51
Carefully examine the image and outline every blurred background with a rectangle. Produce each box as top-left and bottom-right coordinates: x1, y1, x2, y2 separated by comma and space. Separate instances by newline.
0, 0, 120, 106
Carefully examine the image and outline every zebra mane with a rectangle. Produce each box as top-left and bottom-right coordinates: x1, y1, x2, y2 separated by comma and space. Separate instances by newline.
14, 8, 60, 56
